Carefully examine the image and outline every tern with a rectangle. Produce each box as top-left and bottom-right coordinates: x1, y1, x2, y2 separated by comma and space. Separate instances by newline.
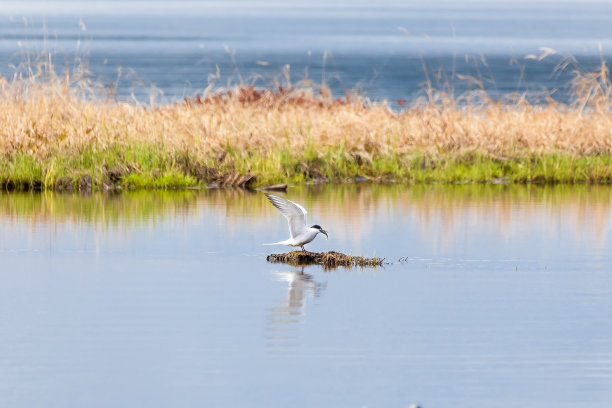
264, 193, 328, 251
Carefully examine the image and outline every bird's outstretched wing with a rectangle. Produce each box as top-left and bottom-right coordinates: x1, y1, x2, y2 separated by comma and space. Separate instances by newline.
265, 193, 308, 238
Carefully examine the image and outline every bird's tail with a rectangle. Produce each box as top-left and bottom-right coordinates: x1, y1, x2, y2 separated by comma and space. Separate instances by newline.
263, 240, 292, 246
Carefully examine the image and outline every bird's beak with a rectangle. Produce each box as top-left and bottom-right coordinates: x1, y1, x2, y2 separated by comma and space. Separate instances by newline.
321, 229, 328, 239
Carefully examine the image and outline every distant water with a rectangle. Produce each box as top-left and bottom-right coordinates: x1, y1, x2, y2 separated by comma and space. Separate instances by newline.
1, 1, 612, 103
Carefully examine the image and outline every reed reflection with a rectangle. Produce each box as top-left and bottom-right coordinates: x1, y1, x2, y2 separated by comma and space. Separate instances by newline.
0, 184, 611, 248
0, 190, 201, 229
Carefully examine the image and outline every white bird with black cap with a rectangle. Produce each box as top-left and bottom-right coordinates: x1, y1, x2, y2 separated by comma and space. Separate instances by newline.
264, 193, 328, 251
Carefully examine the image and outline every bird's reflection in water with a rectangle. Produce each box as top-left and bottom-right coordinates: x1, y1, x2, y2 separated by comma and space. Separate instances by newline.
266, 266, 326, 349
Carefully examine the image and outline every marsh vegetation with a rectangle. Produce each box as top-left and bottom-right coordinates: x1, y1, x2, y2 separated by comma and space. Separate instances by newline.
1, 59, 611, 190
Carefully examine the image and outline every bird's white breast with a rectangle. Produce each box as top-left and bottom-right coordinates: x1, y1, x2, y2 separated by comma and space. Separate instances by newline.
291, 228, 319, 246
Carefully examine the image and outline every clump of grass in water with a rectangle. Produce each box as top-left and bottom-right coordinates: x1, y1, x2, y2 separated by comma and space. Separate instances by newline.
267, 250, 384, 269
1, 54, 612, 190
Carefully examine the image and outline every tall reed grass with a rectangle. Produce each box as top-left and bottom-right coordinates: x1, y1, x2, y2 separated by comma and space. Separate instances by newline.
1, 56, 611, 190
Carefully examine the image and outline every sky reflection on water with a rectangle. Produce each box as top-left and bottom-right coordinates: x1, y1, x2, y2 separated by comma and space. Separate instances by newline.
0, 184, 611, 407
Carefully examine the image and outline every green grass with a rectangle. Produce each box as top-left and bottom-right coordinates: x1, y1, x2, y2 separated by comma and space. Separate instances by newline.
1, 145, 612, 191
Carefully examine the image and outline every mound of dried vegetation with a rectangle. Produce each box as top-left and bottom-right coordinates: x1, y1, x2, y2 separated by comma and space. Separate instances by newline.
267, 250, 384, 269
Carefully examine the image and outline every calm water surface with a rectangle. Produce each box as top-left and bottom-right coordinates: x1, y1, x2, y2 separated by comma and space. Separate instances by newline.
0, 184, 611, 407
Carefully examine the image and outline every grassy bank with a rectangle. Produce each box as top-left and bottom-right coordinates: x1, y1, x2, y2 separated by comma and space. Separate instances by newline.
1, 62, 611, 190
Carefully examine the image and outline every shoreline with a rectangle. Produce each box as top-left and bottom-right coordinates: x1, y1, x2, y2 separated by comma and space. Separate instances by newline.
2, 150, 612, 192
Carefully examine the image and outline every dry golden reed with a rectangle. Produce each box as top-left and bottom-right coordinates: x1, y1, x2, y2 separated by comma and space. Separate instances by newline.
2, 69, 611, 158
0, 60, 611, 189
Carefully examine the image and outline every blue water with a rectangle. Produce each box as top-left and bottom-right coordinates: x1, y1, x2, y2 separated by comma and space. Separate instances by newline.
0, 185, 611, 407
1, 1, 611, 103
